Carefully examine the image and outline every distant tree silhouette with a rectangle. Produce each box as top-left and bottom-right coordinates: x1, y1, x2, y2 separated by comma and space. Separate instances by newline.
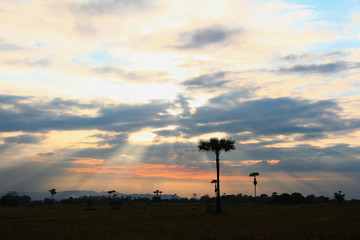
291, 192, 305, 204
0, 191, 19, 206
249, 172, 259, 197
198, 137, 235, 214
200, 194, 211, 202
334, 191, 345, 202
108, 190, 116, 198
153, 190, 162, 196
192, 193, 197, 209
153, 190, 162, 203
274, 193, 292, 204
49, 189, 56, 201
0, 191, 32, 206
211, 179, 217, 197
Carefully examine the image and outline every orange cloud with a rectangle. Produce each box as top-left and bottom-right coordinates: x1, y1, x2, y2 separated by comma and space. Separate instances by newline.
71, 158, 106, 165
63, 162, 248, 181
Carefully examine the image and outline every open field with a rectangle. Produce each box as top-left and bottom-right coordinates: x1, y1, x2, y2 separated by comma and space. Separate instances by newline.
1, 203, 360, 240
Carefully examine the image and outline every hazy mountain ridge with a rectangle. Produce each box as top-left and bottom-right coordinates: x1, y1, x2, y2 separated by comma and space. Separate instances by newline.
0, 190, 181, 201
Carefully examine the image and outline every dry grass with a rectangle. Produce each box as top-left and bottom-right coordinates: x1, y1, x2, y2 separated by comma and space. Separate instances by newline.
1, 203, 359, 239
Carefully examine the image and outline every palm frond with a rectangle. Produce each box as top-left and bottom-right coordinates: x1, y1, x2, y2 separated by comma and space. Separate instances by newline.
198, 137, 236, 153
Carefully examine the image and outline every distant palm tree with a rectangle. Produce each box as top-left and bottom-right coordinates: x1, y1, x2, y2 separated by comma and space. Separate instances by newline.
249, 172, 259, 197
198, 137, 235, 214
211, 179, 217, 197
49, 188, 56, 200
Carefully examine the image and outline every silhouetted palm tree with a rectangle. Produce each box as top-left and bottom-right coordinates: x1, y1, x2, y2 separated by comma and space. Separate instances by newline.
198, 137, 235, 214
211, 179, 217, 197
249, 172, 259, 197
49, 188, 56, 200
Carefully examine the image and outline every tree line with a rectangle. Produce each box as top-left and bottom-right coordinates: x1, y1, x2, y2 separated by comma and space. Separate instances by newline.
1, 190, 356, 207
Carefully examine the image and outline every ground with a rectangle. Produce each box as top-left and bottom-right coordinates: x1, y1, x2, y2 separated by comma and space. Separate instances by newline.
1, 203, 359, 239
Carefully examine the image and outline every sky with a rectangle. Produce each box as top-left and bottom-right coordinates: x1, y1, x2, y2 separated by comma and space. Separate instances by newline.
1, 0, 360, 199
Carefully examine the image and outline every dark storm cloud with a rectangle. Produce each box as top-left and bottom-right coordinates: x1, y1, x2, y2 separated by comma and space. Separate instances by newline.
173, 26, 241, 49
76, 0, 153, 16
277, 61, 360, 74
0, 39, 24, 51
4, 134, 44, 144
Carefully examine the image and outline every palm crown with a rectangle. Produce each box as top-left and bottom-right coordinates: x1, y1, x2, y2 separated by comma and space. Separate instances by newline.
198, 137, 235, 155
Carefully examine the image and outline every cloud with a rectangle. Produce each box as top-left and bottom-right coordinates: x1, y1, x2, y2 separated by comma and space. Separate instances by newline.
4, 134, 44, 145
0, 94, 174, 133
75, 0, 153, 16
90, 67, 167, 82
37, 152, 55, 157
90, 133, 127, 147
74, 19, 97, 36
2, 93, 359, 144
48, 98, 100, 110
182, 71, 230, 89
276, 61, 360, 74
71, 146, 118, 160
91, 67, 123, 75
182, 94, 360, 138
4, 57, 51, 67
0, 39, 24, 51
280, 51, 346, 61
244, 144, 360, 173
172, 25, 241, 49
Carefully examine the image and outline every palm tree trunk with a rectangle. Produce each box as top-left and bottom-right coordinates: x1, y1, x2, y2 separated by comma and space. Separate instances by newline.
216, 153, 222, 214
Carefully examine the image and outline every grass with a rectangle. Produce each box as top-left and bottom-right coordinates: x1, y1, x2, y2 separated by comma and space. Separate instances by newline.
1, 203, 359, 239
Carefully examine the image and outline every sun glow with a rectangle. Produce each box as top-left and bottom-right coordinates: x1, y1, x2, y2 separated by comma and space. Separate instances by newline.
189, 132, 228, 143
128, 125, 180, 144
128, 130, 157, 143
